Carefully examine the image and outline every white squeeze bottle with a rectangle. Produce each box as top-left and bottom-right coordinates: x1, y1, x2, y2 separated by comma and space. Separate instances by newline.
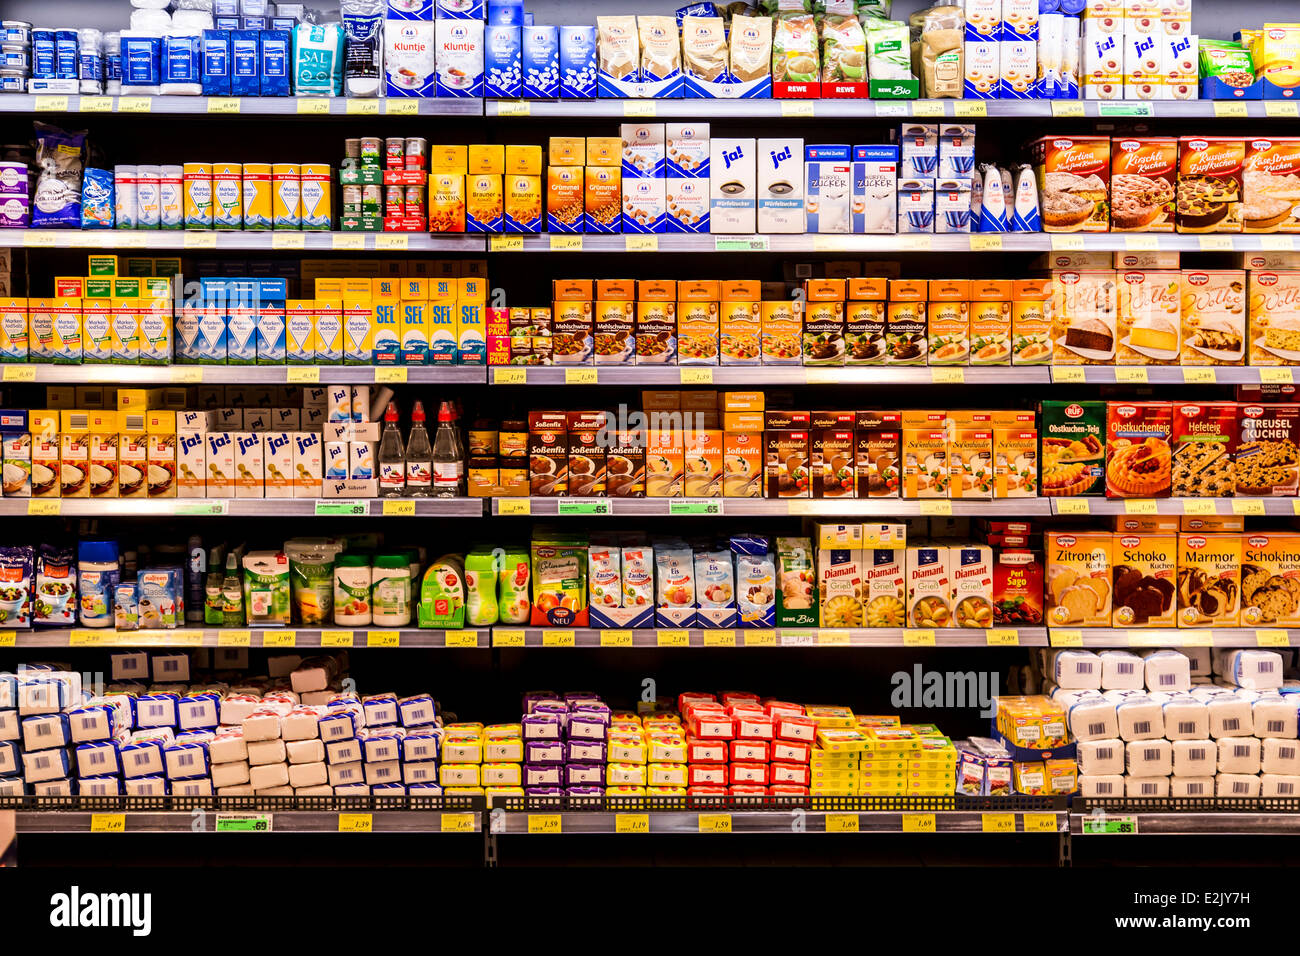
405, 400, 432, 497
432, 400, 463, 498
377, 401, 405, 498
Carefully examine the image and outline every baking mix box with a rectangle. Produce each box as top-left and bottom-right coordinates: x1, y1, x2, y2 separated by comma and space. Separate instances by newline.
1106, 401, 1172, 498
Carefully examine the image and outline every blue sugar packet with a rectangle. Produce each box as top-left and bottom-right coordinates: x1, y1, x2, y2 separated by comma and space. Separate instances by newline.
81, 168, 114, 229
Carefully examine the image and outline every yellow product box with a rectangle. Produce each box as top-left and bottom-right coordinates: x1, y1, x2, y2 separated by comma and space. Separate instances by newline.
901, 409, 949, 498
49, 298, 83, 364
87, 410, 118, 498
400, 300, 428, 356
80, 299, 112, 363
1045, 758, 1078, 795
760, 300, 803, 365
806, 706, 856, 729
314, 299, 343, 364
372, 277, 402, 300
1111, 531, 1176, 627
481, 763, 522, 787
401, 278, 429, 301
343, 297, 373, 364
315, 278, 344, 299
1177, 531, 1242, 627
586, 136, 622, 167
136, 297, 171, 365
504, 173, 542, 231
340, 277, 373, 297
106, 299, 139, 365
118, 409, 148, 499
59, 409, 89, 497
467, 173, 504, 232
439, 764, 481, 788
458, 301, 485, 365
429, 172, 466, 233
926, 278, 970, 365
0, 297, 27, 361
1241, 531, 1300, 627
969, 279, 1012, 365
1046, 529, 1112, 626
584, 165, 620, 231
506, 144, 543, 175
112, 278, 141, 299
468, 143, 505, 175
815, 522, 865, 550
1252, 24, 1300, 97
88, 254, 118, 277
548, 137, 585, 166
146, 410, 176, 498
430, 145, 468, 172
485, 723, 522, 739
856, 715, 903, 729
947, 410, 994, 499
285, 300, 316, 364
458, 277, 487, 304
485, 737, 524, 762
861, 727, 926, 754
29, 410, 59, 498
996, 696, 1067, 749
1013, 761, 1049, 795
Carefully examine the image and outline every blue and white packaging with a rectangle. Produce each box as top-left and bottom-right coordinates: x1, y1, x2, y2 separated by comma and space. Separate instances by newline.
81, 168, 114, 229
935, 179, 973, 232
32, 777, 73, 796
294, 22, 344, 96
231, 29, 260, 95
387, 0, 434, 19
76, 740, 120, 777
977, 164, 1007, 232
436, 0, 484, 19
202, 30, 232, 95
22, 746, 69, 782
853, 144, 899, 234
178, 693, 220, 730
634, 16, 684, 97
385, 19, 436, 96
319, 708, 357, 741
261, 30, 291, 95
559, 25, 597, 98
398, 693, 437, 727
0, 710, 18, 742
124, 775, 167, 795
621, 177, 665, 233
136, 694, 178, 729
621, 123, 665, 179
215, 16, 240, 30
805, 144, 851, 235
363, 693, 398, 726
758, 138, 804, 234
435, 19, 484, 96
665, 123, 708, 178
164, 740, 209, 779
162, 33, 201, 93
898, 179, 936, 232
241, 16, 268, 31
79, 775, 121, 796
521, 25, 558, 97
68, 704, 114, 743
938, 124, 976, 179
998, 0, 1037, 41
485, 24, 521, 97
0, 740, 16, 776
121, 33, 162, 91
487, 0, 524, 25
899, 123, 939, 178
403, 729, 440, 761
18, 676, 63, 715
22, 713, 69, 750
1009, 165, 1040, 232
664, 177, 708, 232
173, 778, 213, 797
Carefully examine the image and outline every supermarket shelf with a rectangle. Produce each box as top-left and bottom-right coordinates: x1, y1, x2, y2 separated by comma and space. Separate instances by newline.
0, 498, 485, 517
492, 497, 1052, 516
490, 365, 1048, 386
492, 626, 1045, 648
1050, 628, 1296, 649
11, 627, 487, 649
2, 364, 487, 385
1049, 367, 1289, 385
8, 230, 484, 252
14, 93, 482, 117
492, 808, 1066, 834
1049, 497, 1297, 516
1073, 798, 1300, 835
15, 809, 477, 833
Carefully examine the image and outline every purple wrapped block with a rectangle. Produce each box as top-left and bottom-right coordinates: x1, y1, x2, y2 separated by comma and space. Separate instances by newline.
568, 713, 610, 741
524, 763, 563, 787
565, 739, 607, 763
566, 785, 604, 796
564, 691, 602, 705
565, 763, 604, 786
523, 690, 559, 713
0, 195, 30, 228
521, 713, 561, 741
525, 740, 564, 764
0, 163, 28, 196
525, 786, 563, 796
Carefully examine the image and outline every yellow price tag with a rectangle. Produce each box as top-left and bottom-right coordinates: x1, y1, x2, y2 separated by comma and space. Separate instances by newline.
528, 814, 562, 834
498, 498, 530, 515
2, 366, 35, 382
338, 813, 373, 832
375, 234, 409, 250
35, 95, 68, 111
697, 814, 732, 833
826, 813, 861, 832
0, 631, 13, 647
346, 99, 380, 115
1128, 630, 1170, 648
1052, 101, 1086, 117
680, 367, 713, 385
780, 100, 815, 117
898, 235, 932, 252
969, 234, 1002, 251
382, 499, 416, 517
1257, 629, 1290, 648
911, 100, 945, 116
1182, 498, 1217, 515
1213, 101, 1249, 118
1050, 629, 1083, 647
169, 367, 202, 383
744, 629, 777, 647
207, 97, 240, 114
385, 99, 419, 115
625, 235, 657, 252
69, 630, 101, 647
1262, 236, 1296, 251
1261, 367, 1295, 384
27, 499, 60, 516
1124, 499, 1158, 514
564, 368, 597, 385
444, 631, 480, 648
902, 813, 936, 833
1232, 498, 1265, 516
496, 100, 530, 116
286, 366, 319, 383
904, 629, 936, 647
550, 235, 583, 251
80, 96, 112, 112
1055, 498, 1090, 515
982, 813, 1015, 833
23, 232, 57, 247
367, 630, 399, 648
297, 98, 331, 114
183, 232, 218, 248
1183, 367, 1216, 384
1053, 366, 1086, 383
1115, 366, 1148, 384
493, 367, 527, 385
320, 630, 355, 647
542, 630, 575, 647
218, 630, 251, 647
1022, 813, 1058, 833
375, 366, 408, 384
441, 813, 476, 832
615, 813, 650, 833
920, 500, 953, 516
1267, 101, 1300, 117
117, 97, 151, 112
490, 234, 524, 252
170, 630, 204, 647
703, 630, 736, 647
931, 367, 964, 384
818, 629, 851, 646
1198, 236, 1233, 251
332, 233, 366, 250
986, 629, 1019, 646
954, 101, 986, 117
272, 233, 306, 250
494, 629, 526, 647
785, 500, 816, 515
623, 100, 656, 116
600, 630, 634, 647
1123, 235, 1160, 250
1293, 499, 1300, 516
90, 814, 126, 833
263, 631, 296, 648
1051, 235, 1085, 250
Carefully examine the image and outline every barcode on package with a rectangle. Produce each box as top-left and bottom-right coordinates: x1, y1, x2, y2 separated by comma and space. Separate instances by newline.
1096, 782, 1113, 794
1233, 781, 1250, 794
1178, 722, 1195, 734
1096, 747, 1113, 759
1233, 745, 1251, 758
1117, 663, 1135, 674
132, 752, 150, 766
1189, 748, 1206, 761
1282, 747, 1296, 760
1088, 722, 1107, 736
1186, 783, 1204, 795
1133, 721, 1151, 735
1143, 748, 1161, 761
1140, 783, 1158, 795
147, 704, 164, 718
178, 752, 195, 766
1268, 720, 1285, 734
34, 755, 49, 769
1259, 661, 1275, 672
1076, 662, 1093, 673
89, 751, 105, 765
35, 722, 50, 736
1280, 782, 1295, 795
1222, 718, 1239, 731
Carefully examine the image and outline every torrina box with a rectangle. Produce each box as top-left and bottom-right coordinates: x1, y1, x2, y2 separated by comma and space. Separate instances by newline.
1236, 402, 1300, 496
1176, 136, 1244, 233
1052, 269, 1117, 365
1040, 400, 1105, 497
1171, 402, 1237, 497
1106, 401, 1172, 498
1115, 270, 1180, 365
1112, 531, 1176, 627
1248, 270, 1300, 366
1180, 270, 1246, 366
1243, 137, 1300, 233
1241, 531, 1300, 627
1030, 134, 1110, 233
1176, 532, 1241, 628
1046, 530, 1112, 627
1110, 137, 1176, 232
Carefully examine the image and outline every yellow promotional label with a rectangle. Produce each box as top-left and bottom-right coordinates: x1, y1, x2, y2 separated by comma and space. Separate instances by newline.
703, 630, 736, 647
904, 629, 936, 646
337, 813, 373, 832
600, 630, 633, 647
826, 813, 861, 832
528, 814, 562, 834
218, 630, 251, 647
90, 814, 126, 832
368, 630, 400, 648
440, 813, 476, 832
901, 813, 936, 833
542, 630, 575, 647
320, 630, 354, 647
615, 814, 650, 834
1050, 629, 1084, 647
1022, 813, 1058, 833
697, 814, 732, 833
982, 813, 1015, 833
494, 629, 525, 647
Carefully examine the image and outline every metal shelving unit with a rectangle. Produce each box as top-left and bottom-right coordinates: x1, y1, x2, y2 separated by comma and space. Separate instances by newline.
0, 498, 485, 517
491, 626, 1044, 648
490, 365, 1047, 386
492, 497, 1053, 516
9, 627, 487, 649
2, 365, 487, 385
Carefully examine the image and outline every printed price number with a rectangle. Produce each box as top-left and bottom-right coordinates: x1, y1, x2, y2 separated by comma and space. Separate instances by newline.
216, 813, 272, 832
564, 367, 597, 385
1266, 102, 1300, 117
117, 97, 152, 112
27, 499, 60, 516
263, 630, 296, 647
1051, 101, 1086, 117
615, 813, 650, 833
670, 500, 722, 515
703, 629, 736, 647
919, 500, 952, 516
490, 234, 523, 252
90, 813, 125, 832
1052, 366, 1086, 383
80, 96, 112, 112
1183, 367, 1216, 384
1124, 234, 1159, 250
346, 99, 380, 115
1081, 814, 1138, 834
697, 813, 732, 833
1198, 236, 1233, 251
557, 499, 610, 515
320, 630, 355, 647
206, 97, 240, 114
494, 629, 525, 647
444, 631, 480, 647
382, 499, 416, 517
497, 498, 531, 515
1123, 499, 1159, 515
910, 100, 945, 116
217, 630, 251, 647
314, 500, 366, 516
1022, 813, 1058, 833
0, 631, 15, 647
680, 367, 713, 384
1256, 630, 1290, 648
375, 234, 409, 250
549, 235, 583, 251
901, 813, 935, 833
1231, 498, 1265, 516
817, 629, 851, 646
384, 99, 419, 115
440, 813, 476, 832
953, 101, 986, 117
34, 95, 68, 111
1213, 101, 1249, 117
625, 235, 657, 252
744, 629, 777, 646
1050, 629, 1083, 647
528, 814, 562, 833
541, 629, 575, 647
1181, 498, 1217, 515
296, 98, 331, 114
272, 233, 306, 250
904, 629, 936, 646
985, 629, 1019, 646
981, 813, 1015, 833
1258, 366, 1292, 383
367, 630, 400, 648
337, 813, 372, 832
332, 233, 366, 250
969, 234, 1002, 251
600, 629, 633, 647
826, 813, 861, 832
1055, 498, 1090, 514
2, 366, 36, 382
496, 100, 530, 116
1115, 366, 1148, 383
375, 366, 408, 383
657, 629, 690, 647
183, 232, 218, 248
780, 101, 815, 117
931, 368, 964, 384
169, 367, 204, 384
623, 100, 656, 116
286, 366, 319, 383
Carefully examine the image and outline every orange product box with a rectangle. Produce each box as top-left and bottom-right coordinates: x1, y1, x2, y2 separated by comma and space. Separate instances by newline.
1011, 278, 1052, 365
720, 281, 761, 366
547, 165, 584, 233
551, 296, 592, 366
1106, 401, 1172, 498
761, 300, 803, 365
1115, 270, 1181, 366
1176, 532, 1241, 628
993, 409, 1038, 498
635, 298, 676, 365
593, 296, 635, 365
1241, 531, 1300, 628
723, 429, 762, 498
638, 279, 676, 301
1110, 137, 1177, 232
553, 279, 594, 301
722, 391, 764, 412
1248, 270, 1300, 366
1111, 531, 1177, 627
968, 280, 1011, 366
677, 296, 719, 366
584, 165, 621, 232
901, 410, 949, 499
646, 426, 684, 497
1046, 530, 1112, 627
1176, 136, 1244, 233
684, 428, 723, 497
947, 410, 993, 499
1030, 134, 1111, 233
927, 279, 970, 366
1180, 270, 1246, 367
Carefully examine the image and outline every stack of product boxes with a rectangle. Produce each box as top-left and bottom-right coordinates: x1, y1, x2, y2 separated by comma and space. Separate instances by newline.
480, 721, 525, 804
993, 694, 1079, 796
521, 692, 609, 797
620, 123, 666, 235
382, 0, 487, 100
681, 693, 815, 797
200, 10, 299, 98
898, 124, 974, 235
963, 0, 1075, 100
1082, 0, 1195, 100
544, 136, 621, 234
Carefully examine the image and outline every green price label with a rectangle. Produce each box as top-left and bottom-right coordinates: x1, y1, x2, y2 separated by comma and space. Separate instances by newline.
714, 237, 769, 252
215, 813, 273, 832
314, 500, 367, 516
1097, 102, 1153, 117
176, 501, 228, 516
669, 500, 723, 516
1081, 815, 1138, 835
557, 500, 611, 516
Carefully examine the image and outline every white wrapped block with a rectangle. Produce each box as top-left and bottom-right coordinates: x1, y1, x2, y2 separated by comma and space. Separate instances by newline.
242, 709, 282, 742
219, 694, 261, 726
1180, 645, 1211, 677
1099, 650, 1145, 690
1116, 696, 1165, 741
173, 778, 213, 797
334, 782, 370, 796
23, 714, 70, 751
1162, 696, 1209, 739
1261, 773, 1300, 797
125, 775, 167, 796
295, 784, 333, 796
79, 775, 121, 796
361, 733, 402, 764
1172, 739, 1215, 777
1207, 694, 1254, 738
247, 738, 287, 767
135, 694, 178, 729
16, 678, 60, 714
120, 740, 165, 778
1216, 772, 1261, 797
1217, 736, 1262, 774
1125, 775, 1169, 797
1052, 650, 1102, 690
211, 760, 250, 788
22, 747, 68, 782
1223, 650, 1284, 690
255, 786, 294, 796
403, 761, 439, 785
288, 761, 327, 789
151, 653, 191, 683
0, 776, 24, 796
110, 652, 149, 681
33, 778, 73, 796
1254, 695, 1299, 739
259, 695, 296, 714
1077, 738, 1124, 775
1078, 773, 1124, 798
290, 659, 337, 694
362, 694, 399, 727
75, 741, 120, 777
164, 743, 208, 780
267, 654, 303, 678
325, 738, 362, 765
1126, 738, 1172, 777
1103, 688, 1148, 702
1067, 698, 1119, 742
1142, 649, 1191, 693
327, 760, 364, 788
216, 784, 255, 796
1170, 775, 1214, 798
1263, 737, 1300, 775
248, 762, 289, 790
319, 709, 359, 742
301, 691, 334, 706
0, 710, 18, 741
209, 728, 246, 764
281, 706, 320, 742
1190, 685, 1234, 701
287, 739, 325, 764
364, 759, 401, 786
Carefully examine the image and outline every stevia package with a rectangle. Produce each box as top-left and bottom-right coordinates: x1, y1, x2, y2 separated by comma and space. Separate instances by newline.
32, 123, 87, 229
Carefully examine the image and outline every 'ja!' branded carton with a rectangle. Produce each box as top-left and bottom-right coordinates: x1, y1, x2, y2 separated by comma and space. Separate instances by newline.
757, 138, 804, 234
710, 138, 755, 234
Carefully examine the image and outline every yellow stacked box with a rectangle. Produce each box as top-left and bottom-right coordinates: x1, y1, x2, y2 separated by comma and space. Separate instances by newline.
644, 715, 687, 795
859, 726, 959, 796
608, 710, 653, 797
483, 722, 525, 805
440, 722, 485, 794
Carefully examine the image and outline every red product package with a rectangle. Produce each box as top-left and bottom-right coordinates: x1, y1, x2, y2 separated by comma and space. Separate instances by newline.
736, 714, 775, 740
677, 692, 717, 711
721, 691, 761, 705
775, 715, 817, 742
770, 784, 809, 796
771, 739, 812, 763
730, 762, 770, 785
771, 762, 811, 786
729, 784, 769, 796
689, 713, 736, 740
687, 785, 728, 797
687, 739, 728, 763
688, 764, 729, 787
728, 703, 767, 719
992, 549, 1043, 626
1106, 401, 1173, 498
730, 739, 770, 762
762, 699, 805, 719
